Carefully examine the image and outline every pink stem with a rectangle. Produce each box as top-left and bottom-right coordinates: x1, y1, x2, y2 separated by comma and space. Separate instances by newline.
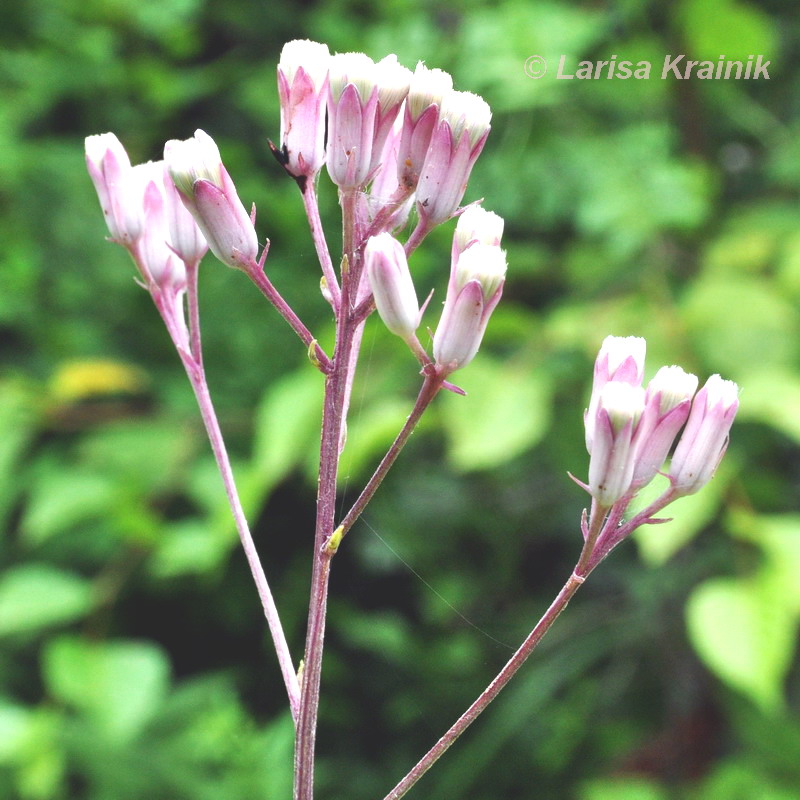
151, 288, 301, 721
243, 260, 331, 373
301, 182, 341, 310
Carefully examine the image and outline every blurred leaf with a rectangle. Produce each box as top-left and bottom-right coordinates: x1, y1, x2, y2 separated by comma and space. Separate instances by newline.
148, 519, 231, 578
579, 777, 669, 800
735, 368, 800, 444
0, 565, 93, 636
21, 468, 117, 545
632, 461, 734, 565
43, 636, 170, 743
441, 356, 552, 471
686, 570, 796, 711
679, 0, 777, 62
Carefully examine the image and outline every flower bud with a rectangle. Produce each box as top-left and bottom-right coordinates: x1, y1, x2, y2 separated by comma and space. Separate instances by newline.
585, 335, 646, 452
397, 63, 453, 191
631, 365, 698, 488
277, 39, 330, 178
368, 114, 414, 231
139, 164, 187, 289
369, 55, 412, 174
85, 133, 143, 243
415, 90, 492, 227
433, 242, 506, 372
164, 130, 258, 269
365, 233, 420, 339
326, 52, 380, 189
454, 205, 504, 256
669, 374, 739, 495
587, 381, 646, 506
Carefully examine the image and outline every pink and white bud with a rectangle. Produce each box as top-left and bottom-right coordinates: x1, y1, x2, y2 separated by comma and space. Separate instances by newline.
433, 242, 506, 372
585, 335, 647, 452
164, 130, 258, 269
369, 55, 412, 174
454, 205, 504, 256
277, 39, 330, 178
631, 366, 698, 488
397, 63, 453, 191
587, 381, 646, 506
368, 114, 414, 230
365, 233, 420, 339
669, 374, 739, 495
415, 90, 492, 228
326, 52, 380, 189
138, 164, 187, 289
85, 133, 144, 244
160, 165, 207, 265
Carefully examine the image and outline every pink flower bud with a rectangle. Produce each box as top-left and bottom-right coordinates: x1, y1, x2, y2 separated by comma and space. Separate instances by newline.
139, 164, 186, 289
453, 205, 504, 258
164, 130, 258, 269
433, 242, 506, 372
85, 133, 143, 244
277, 40, 330, 178
326, 53, 381, 189
631, 365, 698, 488
369, 55, 412, 174
415, 90, 492, 228
669, 374, 739, 495
161, 166, 208, 265
365, 233, 420, 339
585, 335, 646, 452
397, 63, 453, 191
588, 381, 646, 506
368, 114, 413, 230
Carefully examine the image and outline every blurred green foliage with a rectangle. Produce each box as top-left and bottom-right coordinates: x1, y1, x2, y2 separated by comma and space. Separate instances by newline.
1, 0, 800, 797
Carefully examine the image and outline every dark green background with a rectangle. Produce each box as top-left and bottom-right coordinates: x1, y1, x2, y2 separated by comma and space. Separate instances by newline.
2, 0, 800, 798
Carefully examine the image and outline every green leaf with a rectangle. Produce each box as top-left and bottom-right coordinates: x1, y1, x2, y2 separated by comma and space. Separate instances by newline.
679, 0, 777, 62
43, 636, 170, 743
21, 467, 117, 545
579, 777, 669, 800
0, 565, 93, 636
248, 367, 322, 498
686, 571, 796, 711
441, 357, 552, 471
735, 368, 800, 444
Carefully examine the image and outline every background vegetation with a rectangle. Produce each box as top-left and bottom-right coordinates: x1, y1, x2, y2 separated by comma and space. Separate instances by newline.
2, 0, 800, 797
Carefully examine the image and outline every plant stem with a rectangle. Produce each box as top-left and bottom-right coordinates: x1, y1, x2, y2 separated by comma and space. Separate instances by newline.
185, 259, 203, 366
382, 569, 586, 800
183, 360, 301, 720
337, 372, 443, 543
301, 182, 341, 310
294, 188, 361, 800
244, 259, 332, 373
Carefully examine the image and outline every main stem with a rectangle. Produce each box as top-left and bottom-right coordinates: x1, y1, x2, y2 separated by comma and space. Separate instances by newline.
294, 189, 361, 800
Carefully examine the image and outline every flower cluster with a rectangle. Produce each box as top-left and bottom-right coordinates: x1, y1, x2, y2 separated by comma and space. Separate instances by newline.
277, 40, 491, 230
584, 336, 739, 508
364, 204, 506, 376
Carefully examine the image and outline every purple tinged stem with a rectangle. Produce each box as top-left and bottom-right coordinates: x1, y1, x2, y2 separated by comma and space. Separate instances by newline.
243, 257, 331, 373
301, 182, 341, 309
149, 286, 301, 722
